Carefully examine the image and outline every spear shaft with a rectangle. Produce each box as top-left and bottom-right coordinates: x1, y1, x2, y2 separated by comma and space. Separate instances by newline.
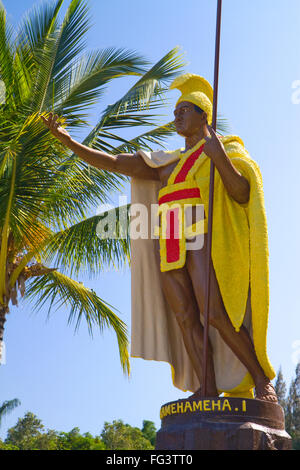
201, 0, 223, 397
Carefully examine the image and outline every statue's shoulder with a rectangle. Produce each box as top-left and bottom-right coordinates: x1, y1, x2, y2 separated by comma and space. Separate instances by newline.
220, 135, 250, 159
136, 148, 180, 168
220, 135, 263, 179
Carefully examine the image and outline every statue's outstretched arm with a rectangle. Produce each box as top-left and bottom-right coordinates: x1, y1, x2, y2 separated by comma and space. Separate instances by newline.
40, 113, 159, 181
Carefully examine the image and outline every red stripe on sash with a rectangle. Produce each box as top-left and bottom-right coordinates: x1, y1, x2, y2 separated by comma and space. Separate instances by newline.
159, 187, 201, 205
174, 144, 205, 183
166, 208, 180, 263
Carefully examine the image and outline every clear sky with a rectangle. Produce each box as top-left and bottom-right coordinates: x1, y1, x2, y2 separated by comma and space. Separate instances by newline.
1, 0, 300, 439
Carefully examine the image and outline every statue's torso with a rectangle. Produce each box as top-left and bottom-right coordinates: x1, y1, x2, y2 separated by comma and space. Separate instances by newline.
156, 159, 205, 228
157, 160, 179, 186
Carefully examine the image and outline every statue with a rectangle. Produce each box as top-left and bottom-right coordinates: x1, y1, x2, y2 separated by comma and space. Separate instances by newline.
41, 73, 278, 403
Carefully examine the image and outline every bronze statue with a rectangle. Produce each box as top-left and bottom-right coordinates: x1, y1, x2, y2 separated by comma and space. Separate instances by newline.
41, 73, 278, 403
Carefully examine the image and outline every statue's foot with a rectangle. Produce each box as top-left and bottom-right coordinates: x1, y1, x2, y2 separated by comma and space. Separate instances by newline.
255, 379, 278, 403
188, 386, 219, 400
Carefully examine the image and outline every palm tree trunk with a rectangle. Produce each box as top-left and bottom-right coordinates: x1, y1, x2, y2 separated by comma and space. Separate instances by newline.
0, 304, 8, 364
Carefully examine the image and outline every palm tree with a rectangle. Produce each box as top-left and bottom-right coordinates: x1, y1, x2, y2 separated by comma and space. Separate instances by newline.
0, 0, 186, 374
0, 399, 21, 428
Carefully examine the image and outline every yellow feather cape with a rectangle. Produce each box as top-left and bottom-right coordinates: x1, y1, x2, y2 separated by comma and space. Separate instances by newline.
194, 136, 275, 384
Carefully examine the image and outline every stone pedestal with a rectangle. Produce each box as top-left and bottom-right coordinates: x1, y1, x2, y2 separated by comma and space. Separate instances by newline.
156, 397, 292, 450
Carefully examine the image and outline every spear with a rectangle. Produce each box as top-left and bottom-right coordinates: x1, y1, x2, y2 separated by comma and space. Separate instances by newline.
202, 0, 223, 397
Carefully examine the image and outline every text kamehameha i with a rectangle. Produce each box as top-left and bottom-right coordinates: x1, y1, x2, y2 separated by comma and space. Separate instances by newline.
160, 398, 247, 419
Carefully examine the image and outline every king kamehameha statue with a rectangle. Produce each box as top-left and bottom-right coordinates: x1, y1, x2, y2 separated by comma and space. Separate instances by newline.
42, 73, 278, 404
42, 73, 294, 449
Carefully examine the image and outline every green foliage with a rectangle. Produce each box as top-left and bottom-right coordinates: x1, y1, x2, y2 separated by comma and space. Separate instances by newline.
56, 427, 105, 450
274, 367, 287, 410
275, 363, 300, 450
285, 363, 300, 449
101, 419, 154, 450
5, 412, 58, 450
3, 412, 155, 450
0, 439, 19, 450
141, 419, 156, 447
0, 398, 21, 427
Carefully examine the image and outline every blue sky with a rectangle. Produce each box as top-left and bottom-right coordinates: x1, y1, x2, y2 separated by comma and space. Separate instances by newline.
1, 0, 300, 439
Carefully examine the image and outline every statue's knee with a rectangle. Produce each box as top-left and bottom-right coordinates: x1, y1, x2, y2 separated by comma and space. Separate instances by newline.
175, 308, 197, 330
208, 308, 225, 330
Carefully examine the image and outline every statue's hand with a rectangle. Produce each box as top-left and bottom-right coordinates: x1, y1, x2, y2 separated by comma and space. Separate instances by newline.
203, 125, 225, 162
40, 112, 71, 145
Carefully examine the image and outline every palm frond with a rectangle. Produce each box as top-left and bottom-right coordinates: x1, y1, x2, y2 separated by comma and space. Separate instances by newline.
51, 0, 90, 80
0, 112, 122, 238
25, 270, 130, 375
40, 206, 131, 278
38, 153, 128, 231
12, 0, 65, 107
77, 46, 184, 151
30, 0, 90, 112
0, 148, 17, 303
51, 48, 149, 120
0, 114, 76, 243
0, 399, 21, 427
216, 115, 230, 135
92, 115, 230, 157
0, 8, 17, 108
19, 0, 64, 54
93, 121, 175, 154
101, 46, 185, 118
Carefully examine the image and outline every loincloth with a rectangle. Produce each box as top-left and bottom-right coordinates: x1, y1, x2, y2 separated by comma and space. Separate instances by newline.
157, 181, 208, 272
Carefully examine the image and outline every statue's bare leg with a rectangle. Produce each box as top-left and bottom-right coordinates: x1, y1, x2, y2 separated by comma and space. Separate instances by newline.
155, 241, 218, 396
186, 233, 277, 402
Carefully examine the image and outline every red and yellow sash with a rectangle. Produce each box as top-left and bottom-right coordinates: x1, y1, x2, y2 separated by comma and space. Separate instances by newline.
158, 139, 208, 272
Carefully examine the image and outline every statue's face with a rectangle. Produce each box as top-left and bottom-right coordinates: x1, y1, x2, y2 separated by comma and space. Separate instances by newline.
173, 101, 204, 137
